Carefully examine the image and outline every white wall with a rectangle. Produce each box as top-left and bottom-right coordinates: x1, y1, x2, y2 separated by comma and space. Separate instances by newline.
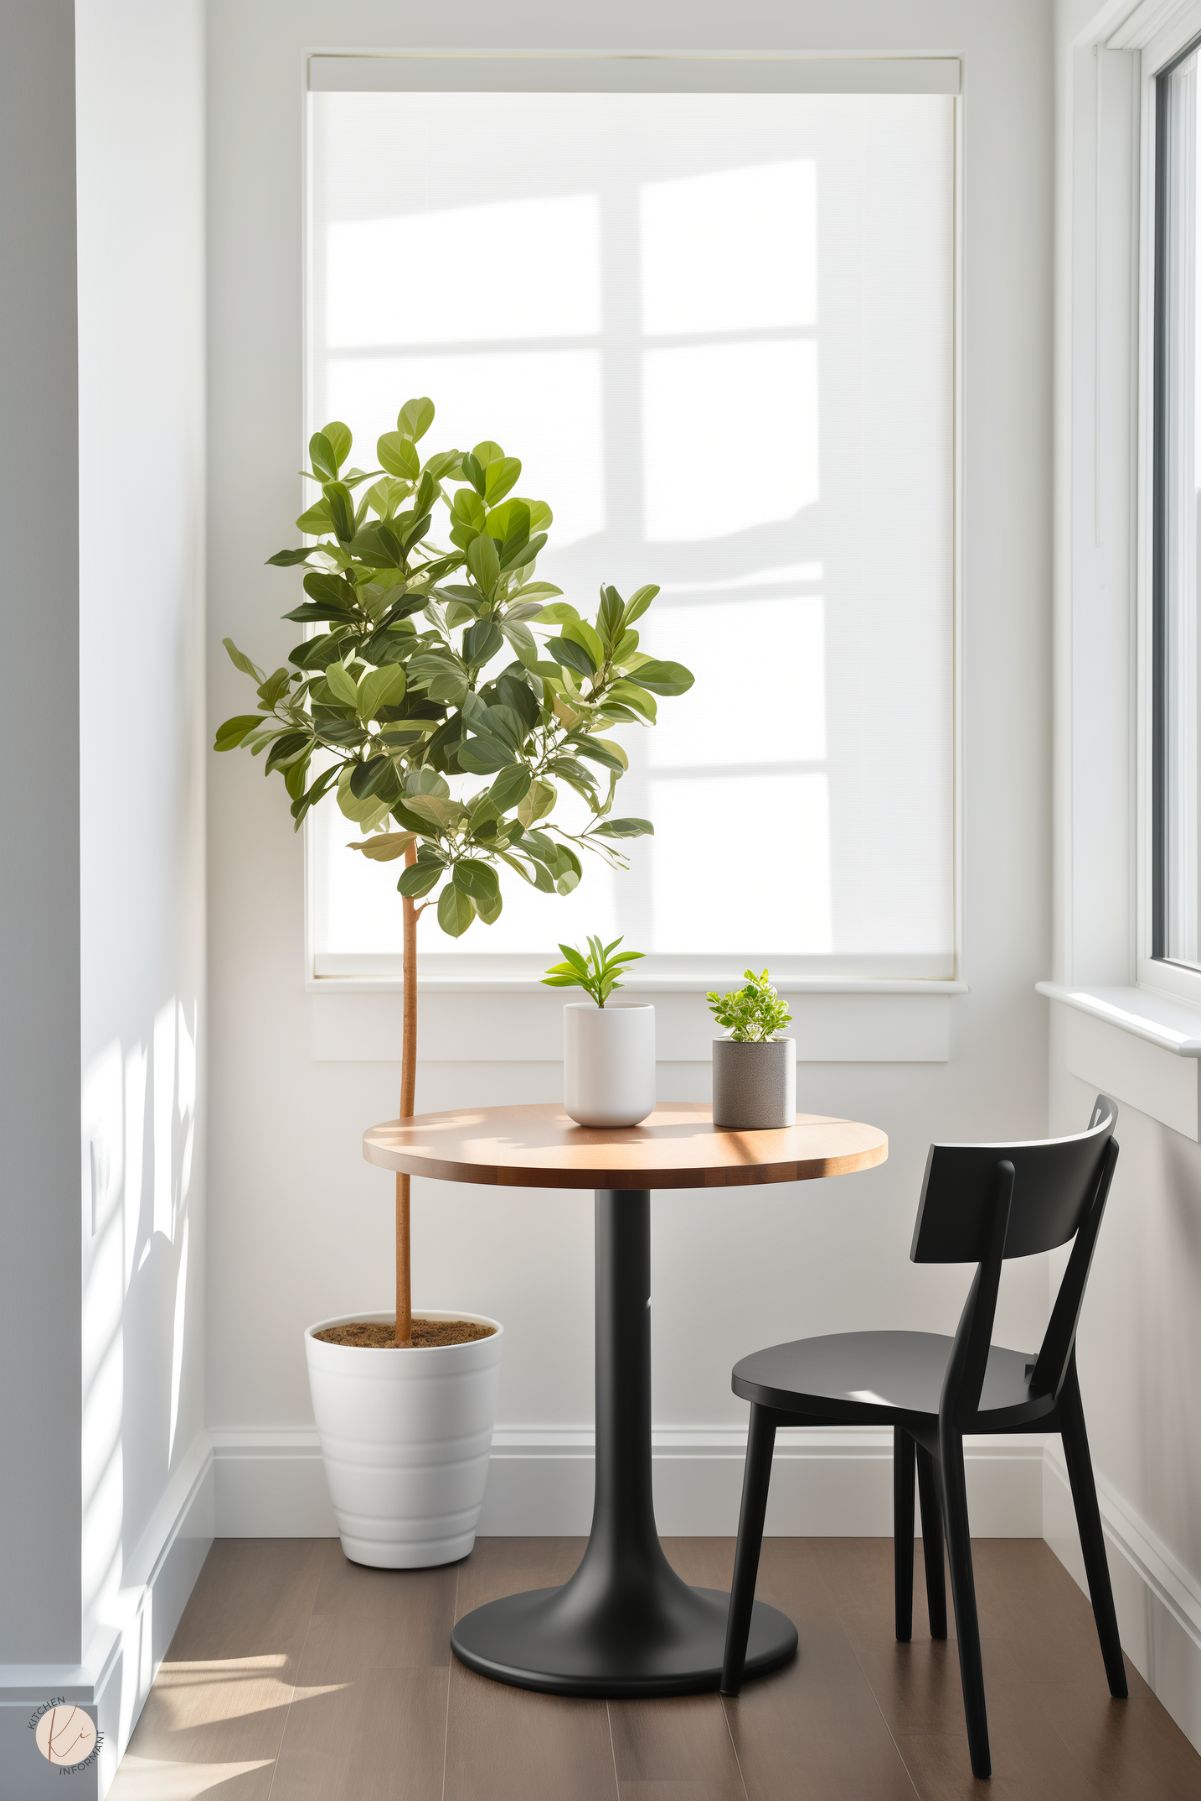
0, 0, 83, 1670
74, 0, 210, 1782
1046, 0, 1201, 1754
205, 0, 1055, 1521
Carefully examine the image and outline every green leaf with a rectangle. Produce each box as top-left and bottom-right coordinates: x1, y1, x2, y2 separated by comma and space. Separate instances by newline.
357, 662, 407, 720
564, 619, 605, 669
546, 635, 596, 678
223, 637, 264, 681
500, 531, 546, 573
324, 420, 352, 465
533, 601, 580, 625
437, 882, 475, 937
323, 481, 355, 541
422, 448, 462, 481
479, 764, 531, 814
625, 657, 693, 696
474, 886, 503, 925
453, 859, 500, 903
214, 714, 262, 751
398, 396, 435, 441
460, 452, 486, 496
466, 533, 500, 596
404, 792, 467, 829
463, 617, 503, 665
349, 754, 394, 800
303, 570, 356, 612
398, 858, 443, 898
325, 661, 360, 708
296, 498, 333, 534
264, 730, 310, 773
607, 680, 657, 721
257, 666, 291, 709
452, 488, 487, 532
349, 521, 405, 567
518, 778, 556, 827
592, 817, 653, 839
309, 429, 339, 481
377, 432, 421, 480
458, 734, 516, 775
266, 545, 312, 566
574, 733, 627, 772
599, 583, 624, 646
365, 475, 411, 519
483, 456, 521, 504
349, 831, 415, 862
622, 584, 659, 626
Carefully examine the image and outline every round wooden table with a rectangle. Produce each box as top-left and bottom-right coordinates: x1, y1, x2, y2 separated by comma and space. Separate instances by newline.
363, 1101, 887, 1698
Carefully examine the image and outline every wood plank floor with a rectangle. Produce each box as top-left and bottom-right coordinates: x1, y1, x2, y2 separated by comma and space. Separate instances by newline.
110, 1537, 1201, 1801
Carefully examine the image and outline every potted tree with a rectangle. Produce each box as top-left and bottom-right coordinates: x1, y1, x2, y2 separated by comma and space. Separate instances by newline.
215, 398, 692, 1565
708, 969, 796, 1130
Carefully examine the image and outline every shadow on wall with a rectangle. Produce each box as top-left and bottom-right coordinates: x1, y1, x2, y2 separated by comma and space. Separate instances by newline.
81, 995, 200, 1661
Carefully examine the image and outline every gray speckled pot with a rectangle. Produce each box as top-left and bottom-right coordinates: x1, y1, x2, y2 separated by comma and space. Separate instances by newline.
712, 1037, 797, 1130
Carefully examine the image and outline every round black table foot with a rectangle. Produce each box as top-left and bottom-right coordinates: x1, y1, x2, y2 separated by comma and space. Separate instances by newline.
451, 1582, 797, 1698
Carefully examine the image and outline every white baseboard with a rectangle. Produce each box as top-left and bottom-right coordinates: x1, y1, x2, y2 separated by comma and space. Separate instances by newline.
0, 1434, 213, 1801
211, 1425, 1045, 1538
1043, 1450, 1201, 1757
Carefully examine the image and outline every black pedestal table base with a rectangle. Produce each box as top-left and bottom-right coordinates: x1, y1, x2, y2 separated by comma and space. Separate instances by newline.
451, 1189, 798, 1697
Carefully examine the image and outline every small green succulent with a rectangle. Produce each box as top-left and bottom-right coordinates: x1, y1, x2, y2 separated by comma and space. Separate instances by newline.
706, 969, 792, 1042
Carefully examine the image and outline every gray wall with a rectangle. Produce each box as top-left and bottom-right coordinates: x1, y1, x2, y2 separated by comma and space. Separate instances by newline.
0, 0, 83, 1666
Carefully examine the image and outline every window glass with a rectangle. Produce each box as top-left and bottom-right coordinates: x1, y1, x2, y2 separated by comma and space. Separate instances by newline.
308, 89, 955, 976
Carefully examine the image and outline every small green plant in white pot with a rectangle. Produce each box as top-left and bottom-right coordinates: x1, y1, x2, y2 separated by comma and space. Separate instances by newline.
708, 969, 795, 1130
543, 936, 652, 1127
214, 398, 692, 1565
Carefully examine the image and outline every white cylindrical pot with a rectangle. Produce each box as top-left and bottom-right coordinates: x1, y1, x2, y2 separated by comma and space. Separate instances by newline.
305, 1310, 503, 1568
712, 1037, 797, 1130
563, 1002, 655, 1127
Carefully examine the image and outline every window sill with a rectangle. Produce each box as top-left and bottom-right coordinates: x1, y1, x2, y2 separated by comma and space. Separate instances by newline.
308, 980, 966, 1065
1035, 981, 1201, 1054
1038, 981, 1201, 1139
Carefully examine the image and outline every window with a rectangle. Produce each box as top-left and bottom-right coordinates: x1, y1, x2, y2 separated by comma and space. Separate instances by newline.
306, 60, 958, 983
1153, 38, 1201, 975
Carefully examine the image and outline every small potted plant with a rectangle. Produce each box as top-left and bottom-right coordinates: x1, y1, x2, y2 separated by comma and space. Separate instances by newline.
708, 968, 795, 1130
542, 935, 653, 1127
214, 399, 692, 1566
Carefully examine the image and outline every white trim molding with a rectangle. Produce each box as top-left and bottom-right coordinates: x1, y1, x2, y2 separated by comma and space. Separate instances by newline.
211, 1425, 1044, 1539
0, 1434, 213, 1801
1044, 1448, 1201, 1757
308, 984, 959, 1065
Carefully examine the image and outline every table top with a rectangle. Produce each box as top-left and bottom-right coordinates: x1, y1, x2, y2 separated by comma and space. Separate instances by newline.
362, 1102, 888, 1192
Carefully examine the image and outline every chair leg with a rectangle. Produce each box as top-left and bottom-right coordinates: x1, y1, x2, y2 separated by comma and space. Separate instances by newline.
916, 1442, 947, 1639
939, 1425, 991, 1779
721, 1404, 777, 1696
894, 1427, 915, 1641
1059, 1374, 1128, 1699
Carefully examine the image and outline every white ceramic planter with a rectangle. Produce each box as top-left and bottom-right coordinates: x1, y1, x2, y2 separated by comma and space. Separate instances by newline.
305, 1309, 503, 1568
563, 1002, 655, 1127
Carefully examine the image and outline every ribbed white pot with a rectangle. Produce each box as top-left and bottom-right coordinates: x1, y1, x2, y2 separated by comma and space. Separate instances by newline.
304, 1309, 503, 1568
563, 1001, 655, 1127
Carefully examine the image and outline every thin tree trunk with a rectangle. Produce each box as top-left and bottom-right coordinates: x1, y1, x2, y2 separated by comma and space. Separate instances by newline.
395, 843, 420, 1347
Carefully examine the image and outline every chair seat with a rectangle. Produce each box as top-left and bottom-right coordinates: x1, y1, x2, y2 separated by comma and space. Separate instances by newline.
732, 1330, 1047, 1425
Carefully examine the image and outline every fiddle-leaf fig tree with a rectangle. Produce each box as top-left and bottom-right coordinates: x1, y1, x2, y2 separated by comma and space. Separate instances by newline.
215, 399, 693, 1345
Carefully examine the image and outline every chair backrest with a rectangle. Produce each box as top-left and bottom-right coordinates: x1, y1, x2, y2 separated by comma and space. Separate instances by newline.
909, 1096, 1119, 1423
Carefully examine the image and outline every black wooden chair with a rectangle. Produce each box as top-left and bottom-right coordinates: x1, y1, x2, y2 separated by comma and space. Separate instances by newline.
720, 1096, 1127, 1779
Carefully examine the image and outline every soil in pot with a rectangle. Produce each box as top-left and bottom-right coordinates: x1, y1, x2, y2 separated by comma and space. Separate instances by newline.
314, 1317, 498, 1349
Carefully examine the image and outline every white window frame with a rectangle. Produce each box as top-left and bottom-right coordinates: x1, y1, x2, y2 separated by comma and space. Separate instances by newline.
1136, 11, 1201, 1007
301, 50, 966, 995
1042, 0, 1201, 1132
